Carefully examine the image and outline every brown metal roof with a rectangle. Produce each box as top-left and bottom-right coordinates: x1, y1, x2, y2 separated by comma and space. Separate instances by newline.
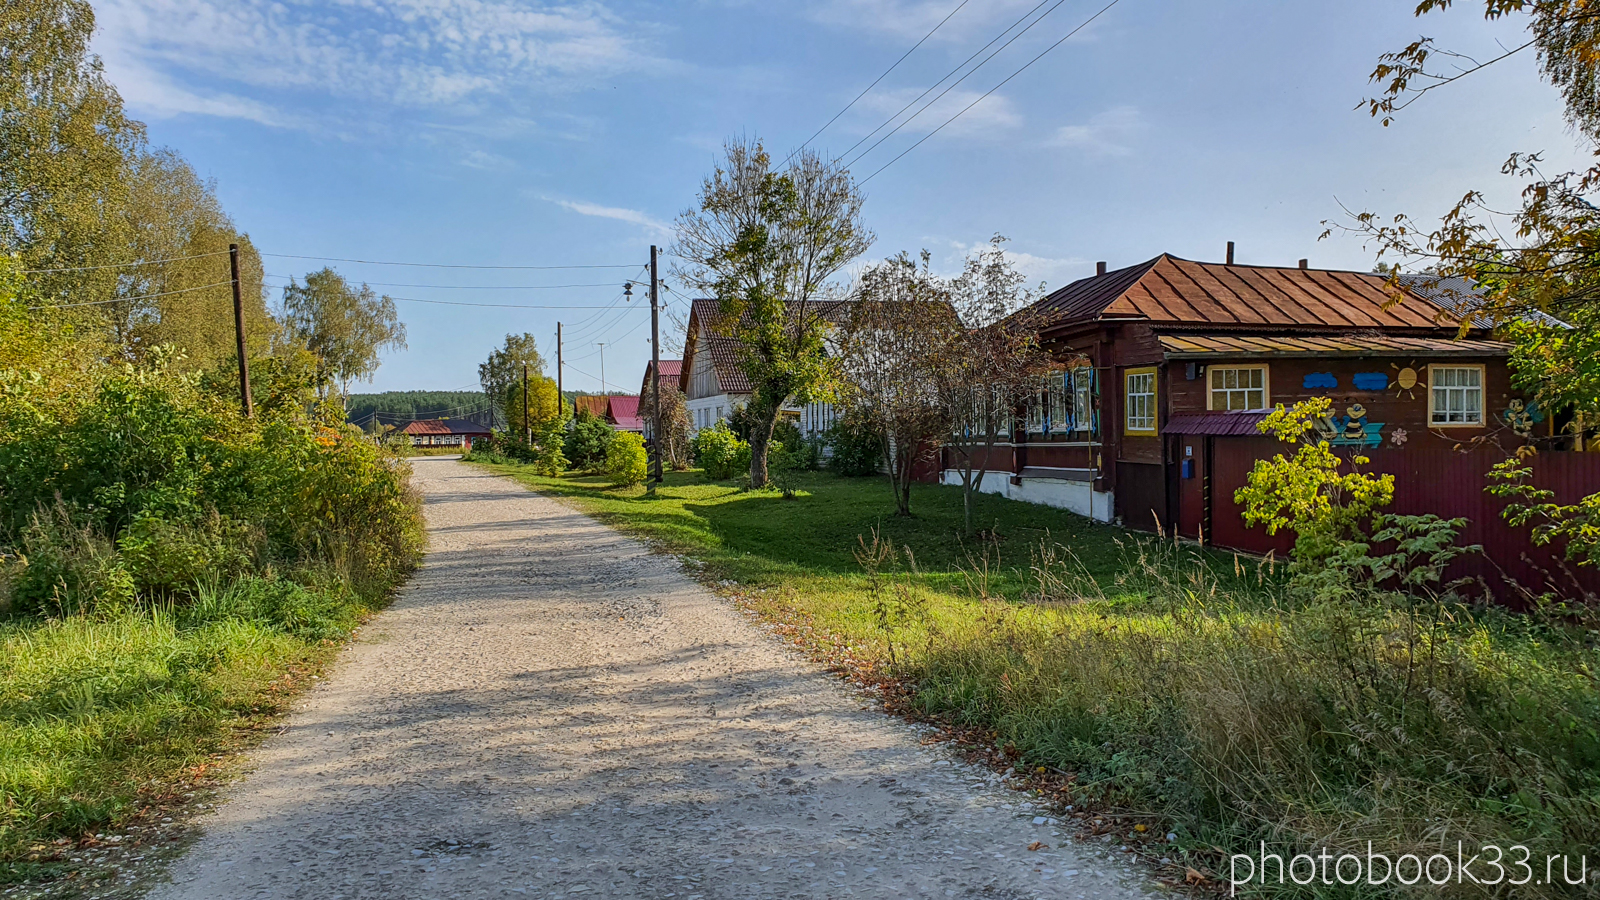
398, 419, 492, 435
684, 298, 850, 396
1164, 411, 1271, 436
1156, 332, 1511, 359
1036, 255, 1459, 331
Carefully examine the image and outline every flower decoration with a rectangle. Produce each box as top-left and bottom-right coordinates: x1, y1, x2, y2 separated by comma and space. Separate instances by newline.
1389, 427, 1408, 447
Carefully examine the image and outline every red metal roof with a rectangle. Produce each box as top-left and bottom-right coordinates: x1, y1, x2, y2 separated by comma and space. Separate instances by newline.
1037, 255, 1460, 332
606, 395, 644, 431
1164, 411, 1271, 436
397, 419, 492, 436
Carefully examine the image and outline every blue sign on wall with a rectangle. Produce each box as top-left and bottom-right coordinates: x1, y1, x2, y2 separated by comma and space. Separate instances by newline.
1353, 372, 1389, 391
1303, 373, 1337, 390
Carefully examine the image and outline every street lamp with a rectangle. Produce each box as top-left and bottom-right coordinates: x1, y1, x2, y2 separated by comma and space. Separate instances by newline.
596, 342, 607, 395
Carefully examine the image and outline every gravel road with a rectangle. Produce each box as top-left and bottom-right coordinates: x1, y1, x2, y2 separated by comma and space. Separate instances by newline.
149, 457, 1161, 900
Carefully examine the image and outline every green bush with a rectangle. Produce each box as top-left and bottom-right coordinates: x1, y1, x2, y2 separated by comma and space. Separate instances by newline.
564, 410, 615, 473
692, 422, 750, 481
605, 432, 649, 487
824, 417, 882, 476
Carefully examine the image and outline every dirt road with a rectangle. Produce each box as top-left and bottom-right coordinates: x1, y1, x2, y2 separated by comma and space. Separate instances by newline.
150, 457, 1158, 899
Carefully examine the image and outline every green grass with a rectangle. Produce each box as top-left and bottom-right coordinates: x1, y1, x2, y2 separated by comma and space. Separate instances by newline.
0, 575, 392, 882
474, 460, 1600, 899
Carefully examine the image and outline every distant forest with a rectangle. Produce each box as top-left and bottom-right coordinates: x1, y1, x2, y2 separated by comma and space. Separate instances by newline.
346, 390, 617, 430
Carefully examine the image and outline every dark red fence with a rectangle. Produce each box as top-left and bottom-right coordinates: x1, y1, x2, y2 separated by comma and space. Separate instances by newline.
1210, 438, 1600, 600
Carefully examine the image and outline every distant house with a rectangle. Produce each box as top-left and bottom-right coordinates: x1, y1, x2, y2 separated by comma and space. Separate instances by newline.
398, 418, 492, 449
573, 395, 609, 419
606, 395, 644, 433
637, 359, 682, 440
679, 298, 844, 438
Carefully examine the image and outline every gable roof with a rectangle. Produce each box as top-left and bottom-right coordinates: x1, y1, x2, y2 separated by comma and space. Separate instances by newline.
573, 395, 609, 418
682, 298, 850, 396
641, 359, 682, 395
398, 418, 492, 436
1036, 254, 1461, 333
606, 395, 644, 430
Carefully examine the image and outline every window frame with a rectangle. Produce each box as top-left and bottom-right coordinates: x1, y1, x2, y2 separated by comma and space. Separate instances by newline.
1428, 363, 1487, 427
1069, 365, 1093, 434
1206, 364, 1270, 412
1124, 366, 1159, 436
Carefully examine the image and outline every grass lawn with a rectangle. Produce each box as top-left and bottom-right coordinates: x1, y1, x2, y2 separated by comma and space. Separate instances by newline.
472, 458, 1600, 899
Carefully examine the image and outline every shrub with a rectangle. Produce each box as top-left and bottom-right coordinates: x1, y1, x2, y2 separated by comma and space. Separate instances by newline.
824, 417, 882, 476
605, 432, 648, 487
564, 410, 615, 472
692, 422, 750, 480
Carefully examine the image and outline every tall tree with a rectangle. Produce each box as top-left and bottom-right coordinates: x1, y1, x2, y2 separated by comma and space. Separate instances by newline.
278, 269, 406, 401
479, 333, 547, 409
940, 237, 1053, 534
0, 0, 143, 306
838, 252, 958, 517
674, 138, 873, 487
502, 374, 561, 440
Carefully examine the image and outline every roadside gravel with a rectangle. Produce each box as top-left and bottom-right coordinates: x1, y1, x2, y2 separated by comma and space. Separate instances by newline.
148, 457, 1162, 899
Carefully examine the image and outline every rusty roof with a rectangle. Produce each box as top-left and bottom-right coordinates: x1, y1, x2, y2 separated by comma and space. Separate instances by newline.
1036, 255, 1461, 332
573, 395, 609, 418
1156, 332, 1511, 359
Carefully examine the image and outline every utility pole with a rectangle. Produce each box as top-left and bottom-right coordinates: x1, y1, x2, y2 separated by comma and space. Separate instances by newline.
650, 244, 663, 485
229, 243, 254, 418
522, 363, 530, 445
556, 322, 564, 416
596, 343, 607, 395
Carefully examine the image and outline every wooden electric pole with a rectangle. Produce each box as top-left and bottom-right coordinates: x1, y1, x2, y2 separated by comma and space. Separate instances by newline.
229, 243, 254, 418
522, 362, 530, 445
556, 322, 564, 415
650, 244, 663, 485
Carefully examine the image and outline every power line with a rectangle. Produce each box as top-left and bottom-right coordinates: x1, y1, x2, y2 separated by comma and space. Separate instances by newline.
785, 0, 972, 164
834, 0, 1055, 167
262, 253, 636, 270
264, 274, 626, 290
844, 0, 1074, 170
28, 280, 236, 311
21, 250, 232, 274
383, 295, 641, 310
860, 0, 1125, 184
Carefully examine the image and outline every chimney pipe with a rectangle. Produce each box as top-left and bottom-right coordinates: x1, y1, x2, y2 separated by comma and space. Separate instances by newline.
1096, 261, 1107, 276
1298, 258, 1308, 269
1225, 241, 1235, 266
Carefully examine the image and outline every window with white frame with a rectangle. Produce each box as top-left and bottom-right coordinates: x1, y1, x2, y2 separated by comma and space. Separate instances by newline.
1027, 377, 1048, 433
1125, 368, 1157, 434
1430, 365, 1484, 425
1208, 366, 1268, 411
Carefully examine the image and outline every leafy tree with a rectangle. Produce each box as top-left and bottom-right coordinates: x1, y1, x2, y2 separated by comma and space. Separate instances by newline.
605, 432, 649, 487
1235, 399, 1396, 577
563, 409, 615, 473
503, 374, 561, 440
939, 236, 1052, 534
277, 268, 406, 401
0, 0, 143, 307
479, 333, 547, 408
674, 138, 873, 488
838, 252, 958, 517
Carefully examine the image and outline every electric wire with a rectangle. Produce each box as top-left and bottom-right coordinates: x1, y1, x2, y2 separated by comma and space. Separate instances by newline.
21, 250, 232, 274
784, 0, 972, 164
382, 296, 637, 310
262, 253, 636, 270
263, 274, 625, 290
28, 280, 237, 311
859, 0, 1125, 184
843, 0, 1074, 170
833, 0, 1055, 167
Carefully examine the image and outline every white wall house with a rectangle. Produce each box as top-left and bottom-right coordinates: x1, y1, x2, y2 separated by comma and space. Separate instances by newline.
680, 298, 844, 439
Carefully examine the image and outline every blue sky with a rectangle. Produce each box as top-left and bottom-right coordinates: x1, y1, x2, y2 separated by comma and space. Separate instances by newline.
91, 0, 1589, 393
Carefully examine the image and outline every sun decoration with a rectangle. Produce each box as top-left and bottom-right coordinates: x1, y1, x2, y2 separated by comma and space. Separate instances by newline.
1390, 360, 1426, 400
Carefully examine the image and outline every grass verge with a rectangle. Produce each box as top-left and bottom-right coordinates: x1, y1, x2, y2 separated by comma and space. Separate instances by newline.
471, 461, 1600, 900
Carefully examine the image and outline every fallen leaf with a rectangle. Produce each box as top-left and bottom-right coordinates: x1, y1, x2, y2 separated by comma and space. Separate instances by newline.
1027, 841, 1048, 851
1185, 867, 1208, 885
1134, 824, 1147, 833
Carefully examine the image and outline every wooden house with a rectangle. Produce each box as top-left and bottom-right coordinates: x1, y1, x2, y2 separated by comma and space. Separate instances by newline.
939, 252, 1600, 592
679, 298, 844, 437
398, 418, 493, 449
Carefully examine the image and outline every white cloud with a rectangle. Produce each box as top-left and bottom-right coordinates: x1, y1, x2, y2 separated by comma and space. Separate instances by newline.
937, 238, 1088, 290
807, 0, 1041, 42
551, 199, 672, 236
850, 87, 1022, 139
1047, 105, 1144, 157
90, 0, 650, 125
